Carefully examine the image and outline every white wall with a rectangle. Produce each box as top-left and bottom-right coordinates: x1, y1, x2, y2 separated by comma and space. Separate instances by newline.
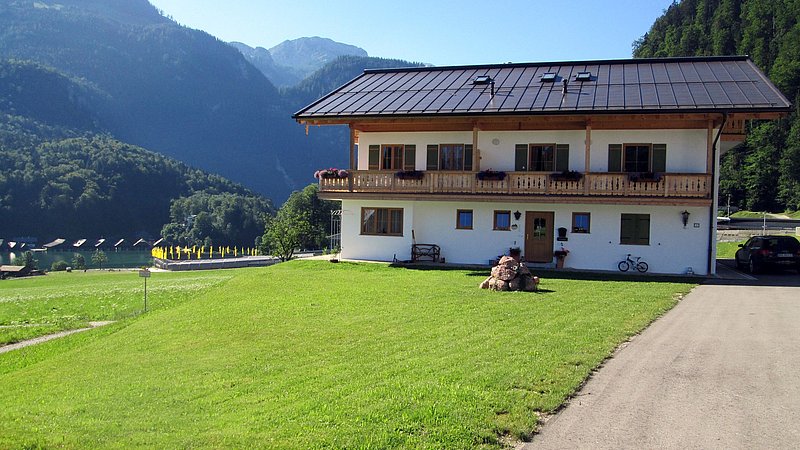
358, 129, 710, 173
340, 199, 712, 274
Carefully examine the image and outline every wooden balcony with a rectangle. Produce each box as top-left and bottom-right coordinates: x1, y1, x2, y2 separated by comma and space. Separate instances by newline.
319, 171, 712, 202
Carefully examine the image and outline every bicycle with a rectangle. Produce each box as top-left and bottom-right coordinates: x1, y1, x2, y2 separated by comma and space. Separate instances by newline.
618, 254, 648, 273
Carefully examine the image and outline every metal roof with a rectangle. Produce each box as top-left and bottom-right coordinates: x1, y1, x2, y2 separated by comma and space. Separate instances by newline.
294, 56, 791, 120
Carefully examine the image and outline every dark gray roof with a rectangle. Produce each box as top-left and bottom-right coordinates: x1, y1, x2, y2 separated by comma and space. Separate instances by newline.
294, 56, 791, 120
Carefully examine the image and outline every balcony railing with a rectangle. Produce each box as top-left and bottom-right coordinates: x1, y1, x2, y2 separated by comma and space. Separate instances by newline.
319, 171, 712, 199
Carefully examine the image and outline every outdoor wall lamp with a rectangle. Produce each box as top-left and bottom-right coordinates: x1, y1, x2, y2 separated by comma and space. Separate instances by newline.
681, 210, 690, 228
513, 210, 522, 221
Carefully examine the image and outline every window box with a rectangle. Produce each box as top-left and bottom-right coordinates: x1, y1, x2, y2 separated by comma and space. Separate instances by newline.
477, 170, 507, 181
628, 172, 662, 182
550, 170, 584, 181
395, 170, 425, 180
314, 168, 349, 179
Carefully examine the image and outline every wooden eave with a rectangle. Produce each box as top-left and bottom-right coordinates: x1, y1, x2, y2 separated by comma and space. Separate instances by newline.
298, 111, 786, 132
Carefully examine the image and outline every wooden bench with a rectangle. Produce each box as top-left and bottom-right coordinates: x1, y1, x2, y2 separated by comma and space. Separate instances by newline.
411, 244, 440, 263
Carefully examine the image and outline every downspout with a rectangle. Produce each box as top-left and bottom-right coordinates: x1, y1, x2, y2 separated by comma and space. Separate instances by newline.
707, 112, 727, 275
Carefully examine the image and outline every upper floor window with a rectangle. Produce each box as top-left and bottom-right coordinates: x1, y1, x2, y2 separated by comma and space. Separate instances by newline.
426, 144, 473, 171
368, 144, 415, 171
515, 143, 569, 172
361, 207, 403, 236
608, 143, 666, 173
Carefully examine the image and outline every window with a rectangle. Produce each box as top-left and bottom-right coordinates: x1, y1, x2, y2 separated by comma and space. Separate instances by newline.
608, 144, 667, 173
541, 73, 557, 82
361, 208, 403, 236
515, 144, 569, 172
493, 210, 511, 231
456, 209, 473, 229
620, 214, 650, 245
426, 144, 473, 171
624, 144, 650, 173
572, 212, 591, 233
530, 144, 555, 171
367, 145, 415, 170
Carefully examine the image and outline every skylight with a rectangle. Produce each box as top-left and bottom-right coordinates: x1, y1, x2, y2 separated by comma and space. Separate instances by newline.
575, 72, 592, 81
473, 75, 493, 85
541, 73, 557, 82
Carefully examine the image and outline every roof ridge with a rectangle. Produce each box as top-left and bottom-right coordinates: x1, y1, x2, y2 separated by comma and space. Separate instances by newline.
362, 56, 752, 74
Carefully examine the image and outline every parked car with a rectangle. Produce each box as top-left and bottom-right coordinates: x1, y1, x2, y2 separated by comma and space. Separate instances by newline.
734, 235, 800, 274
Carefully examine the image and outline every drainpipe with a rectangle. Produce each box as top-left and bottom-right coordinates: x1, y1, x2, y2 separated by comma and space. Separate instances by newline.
707, 113, 727, 275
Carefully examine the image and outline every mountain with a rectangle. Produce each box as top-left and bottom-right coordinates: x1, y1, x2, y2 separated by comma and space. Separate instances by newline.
230, 37, 369, 88
0, 0, 420, 204
229, 42, 304, 87
633, 0, 800, 213
0, 59, 273, 243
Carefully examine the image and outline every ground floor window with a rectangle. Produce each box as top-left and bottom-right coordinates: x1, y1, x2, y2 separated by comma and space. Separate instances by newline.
456, 209, 473, 229
493, 210, 511, 231
620, 213, 650, 245
361, 208, 403, 236
572, 212, 591, 233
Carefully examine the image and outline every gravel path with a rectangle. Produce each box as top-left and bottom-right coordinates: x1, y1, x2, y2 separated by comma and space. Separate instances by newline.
0, 321, 115, 354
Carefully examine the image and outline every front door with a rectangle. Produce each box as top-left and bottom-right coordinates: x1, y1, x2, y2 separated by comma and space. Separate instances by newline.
525, 212, 554, 263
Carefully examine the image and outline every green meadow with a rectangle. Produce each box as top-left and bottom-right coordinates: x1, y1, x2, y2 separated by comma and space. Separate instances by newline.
0, 261, 692, 448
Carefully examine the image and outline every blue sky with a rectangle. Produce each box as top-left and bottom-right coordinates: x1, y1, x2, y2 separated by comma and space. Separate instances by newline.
148, 0, 672, 66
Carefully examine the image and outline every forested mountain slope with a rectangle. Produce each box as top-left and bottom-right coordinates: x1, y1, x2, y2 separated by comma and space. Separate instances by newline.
0, 60, 272, 243
634, 0, 799, 212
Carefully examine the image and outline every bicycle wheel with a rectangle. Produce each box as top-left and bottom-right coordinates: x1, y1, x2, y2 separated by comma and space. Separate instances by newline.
618, 260, 630, 272
636, 261, 649, 273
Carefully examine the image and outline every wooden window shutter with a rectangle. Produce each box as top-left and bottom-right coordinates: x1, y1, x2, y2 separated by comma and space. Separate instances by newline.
555, 144, 570, 172
608, 144, 622, 172
368, 145, 380, 170
620, 214, 635, 244
651, 144, 666, 173
426, 145, 439, 170
404, 145, 416, 171
464, 144, 473, 171
637, 215, 651, 245
515, 144, 528, 171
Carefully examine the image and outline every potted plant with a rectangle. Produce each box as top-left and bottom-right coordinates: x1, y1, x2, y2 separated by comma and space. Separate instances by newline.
476, 169, 507, 181
553, 247, 569, 269
628, 171, 661, 182
395, 170, 425, 180
550, 170, 584, 181
314, 168, 349, 179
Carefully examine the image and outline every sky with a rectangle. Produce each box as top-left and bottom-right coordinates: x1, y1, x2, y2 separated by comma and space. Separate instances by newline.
147, 0, 673, 66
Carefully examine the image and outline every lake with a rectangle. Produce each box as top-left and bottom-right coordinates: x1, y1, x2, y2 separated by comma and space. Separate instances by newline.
0, 250, 152, 269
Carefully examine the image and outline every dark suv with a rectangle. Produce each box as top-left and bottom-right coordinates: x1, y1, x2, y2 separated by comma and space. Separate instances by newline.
735, 235, 800, 274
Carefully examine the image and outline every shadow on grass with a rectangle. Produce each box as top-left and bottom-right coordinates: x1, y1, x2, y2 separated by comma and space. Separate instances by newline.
391, 262, 699, 284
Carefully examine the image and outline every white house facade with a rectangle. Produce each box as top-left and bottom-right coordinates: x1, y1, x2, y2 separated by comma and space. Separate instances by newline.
294, 57, 790, 275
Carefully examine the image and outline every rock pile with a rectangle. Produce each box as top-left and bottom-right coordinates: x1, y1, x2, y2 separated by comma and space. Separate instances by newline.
480, 256, 540, 292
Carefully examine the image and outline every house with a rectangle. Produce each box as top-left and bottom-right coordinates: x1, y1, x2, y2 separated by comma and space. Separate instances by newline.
293, 56, 790, 275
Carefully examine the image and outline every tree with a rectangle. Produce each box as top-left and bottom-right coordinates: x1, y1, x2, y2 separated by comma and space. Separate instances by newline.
261, 208, 312, 262
11, 251, 37, 269
72, 253, 86, 270
91, 249, 108, 269
280, 184, 340, 250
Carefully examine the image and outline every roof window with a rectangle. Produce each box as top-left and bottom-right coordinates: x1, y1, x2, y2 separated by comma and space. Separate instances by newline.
541, 73, 557, 82
575, 72, 592, 81
473, 75, 493, 85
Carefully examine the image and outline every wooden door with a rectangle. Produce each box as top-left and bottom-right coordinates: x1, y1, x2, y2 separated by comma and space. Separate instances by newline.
525, 212, 554, 263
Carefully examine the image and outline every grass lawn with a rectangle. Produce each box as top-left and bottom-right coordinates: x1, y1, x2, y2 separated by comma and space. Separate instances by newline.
717, 241, 744, 259
0, 270, 233, 345
0, 261, 693, 448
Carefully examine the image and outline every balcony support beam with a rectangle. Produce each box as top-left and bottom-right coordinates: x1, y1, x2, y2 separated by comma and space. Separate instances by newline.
349, 125, 356, 171
584, 121, 592, 194
472, 126, 480, 172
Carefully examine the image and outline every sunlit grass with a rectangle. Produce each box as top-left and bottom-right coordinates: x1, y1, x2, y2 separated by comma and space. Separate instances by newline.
0, 261, 692, 448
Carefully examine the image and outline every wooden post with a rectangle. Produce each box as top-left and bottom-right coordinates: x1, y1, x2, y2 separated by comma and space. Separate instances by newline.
584, 121, 591, 194
472, 126, 480, 172
706, 120, 714, 175
349, 125, 356, 171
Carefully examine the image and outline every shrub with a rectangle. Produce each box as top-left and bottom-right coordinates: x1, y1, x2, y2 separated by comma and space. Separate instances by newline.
51, 261, 69, 271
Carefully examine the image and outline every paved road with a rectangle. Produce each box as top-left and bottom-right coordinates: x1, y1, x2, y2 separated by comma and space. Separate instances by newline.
525, 275, 800, 449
